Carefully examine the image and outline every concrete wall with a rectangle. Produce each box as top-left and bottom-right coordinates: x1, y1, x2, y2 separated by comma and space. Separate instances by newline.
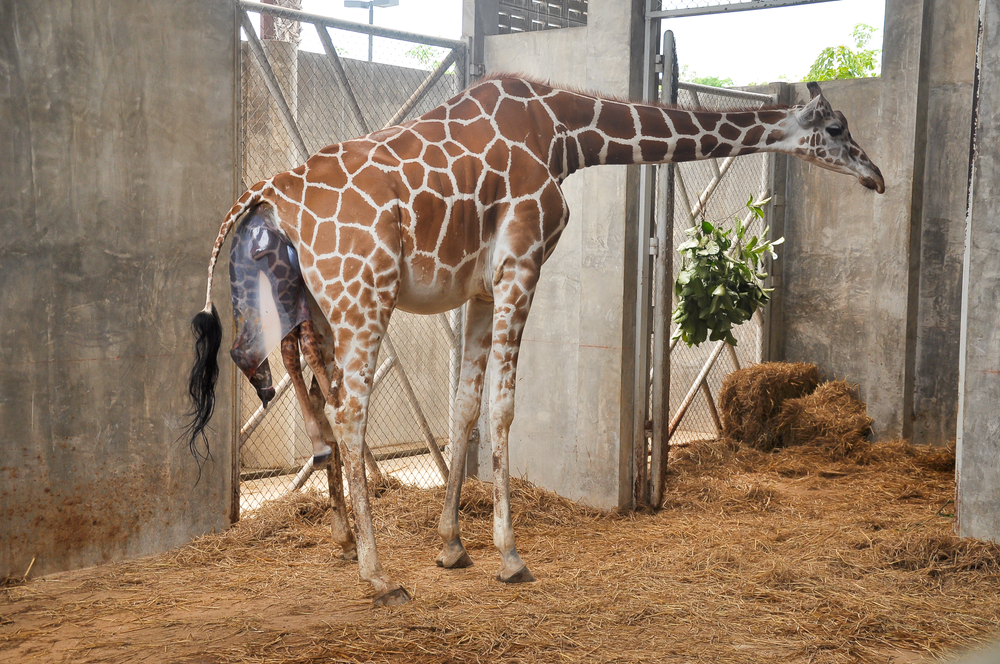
481, 0, 645, 509
779, 0, 977, 445
0, 1, 239, 578
956, 0, 1000, 542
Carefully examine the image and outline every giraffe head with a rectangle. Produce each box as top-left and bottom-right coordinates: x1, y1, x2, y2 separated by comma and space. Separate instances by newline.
789, 82, 884, 193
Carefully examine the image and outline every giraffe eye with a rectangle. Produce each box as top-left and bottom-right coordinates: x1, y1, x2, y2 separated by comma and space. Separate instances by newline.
826, 125, 844, 137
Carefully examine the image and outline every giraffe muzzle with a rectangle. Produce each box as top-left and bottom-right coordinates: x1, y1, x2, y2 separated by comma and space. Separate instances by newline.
859, 164, 885, 194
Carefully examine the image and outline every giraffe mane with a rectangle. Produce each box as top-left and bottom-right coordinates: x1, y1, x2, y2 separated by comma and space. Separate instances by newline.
478, 71, 791, 114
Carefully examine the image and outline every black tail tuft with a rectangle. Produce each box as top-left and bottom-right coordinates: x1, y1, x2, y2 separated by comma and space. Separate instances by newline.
185, 305, 223, 466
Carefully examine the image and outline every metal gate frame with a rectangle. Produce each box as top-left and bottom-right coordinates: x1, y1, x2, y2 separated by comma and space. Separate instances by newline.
632, 0, 812, 507
234, 1, 469, 510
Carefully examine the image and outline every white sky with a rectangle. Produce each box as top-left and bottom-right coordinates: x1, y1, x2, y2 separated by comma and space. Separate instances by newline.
292, 0, 885, 85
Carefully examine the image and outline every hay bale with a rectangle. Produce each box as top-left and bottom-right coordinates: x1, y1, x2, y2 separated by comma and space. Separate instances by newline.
772, 380, 873, 456
718, 362, 821, 449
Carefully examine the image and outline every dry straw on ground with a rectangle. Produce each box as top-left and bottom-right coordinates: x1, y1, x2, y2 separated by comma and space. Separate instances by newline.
719, 361, 821, 449
2, 437, 997, 663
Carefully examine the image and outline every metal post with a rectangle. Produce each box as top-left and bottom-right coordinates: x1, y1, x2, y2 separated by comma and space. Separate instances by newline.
632, 0, 660, 507
649, 30, 676, 509
368, 5, 374, 61
700, 382, 723, 434
315, 24, 371, 134
762, 83, 788, 364
383, 49, 459, 128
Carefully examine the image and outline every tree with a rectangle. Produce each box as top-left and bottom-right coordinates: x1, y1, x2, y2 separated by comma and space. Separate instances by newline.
680, 65, 734, 89
805, 23, 881, 81
405, 43, 454, 73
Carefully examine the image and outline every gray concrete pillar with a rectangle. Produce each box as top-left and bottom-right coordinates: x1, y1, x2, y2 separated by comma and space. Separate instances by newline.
863, 0, 930, 440
910, 0, 979, 446
956, 0, 1000, 542
481, 0, 646, 509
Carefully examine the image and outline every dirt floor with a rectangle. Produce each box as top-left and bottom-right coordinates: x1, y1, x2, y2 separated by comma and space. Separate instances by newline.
2, 439, 1000, 663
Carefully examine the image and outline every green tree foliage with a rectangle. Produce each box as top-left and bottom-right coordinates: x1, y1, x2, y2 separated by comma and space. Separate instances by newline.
680, 65, 734, 88
405, 43, 454, 73
805, 23, 881, 81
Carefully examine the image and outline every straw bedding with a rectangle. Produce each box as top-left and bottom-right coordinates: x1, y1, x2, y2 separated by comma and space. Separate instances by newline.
772, 380, 874, 454
2, 438, 998, 664
719, 362, 821, 449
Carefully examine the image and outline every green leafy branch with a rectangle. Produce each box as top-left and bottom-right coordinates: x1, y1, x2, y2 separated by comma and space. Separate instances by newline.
806, 23, 881, 81
671, 197, 783, 347
405, 43, 455, 74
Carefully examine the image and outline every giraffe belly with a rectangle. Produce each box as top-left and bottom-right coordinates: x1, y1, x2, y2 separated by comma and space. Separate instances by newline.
395, 255, 490, 315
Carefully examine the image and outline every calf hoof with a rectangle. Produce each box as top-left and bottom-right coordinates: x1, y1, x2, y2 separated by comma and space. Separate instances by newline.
497, 565, 535, 584
312, 446, 333, 467
436, 549, 473, 569
340, 545, 358, 562
373, 586, 411, 607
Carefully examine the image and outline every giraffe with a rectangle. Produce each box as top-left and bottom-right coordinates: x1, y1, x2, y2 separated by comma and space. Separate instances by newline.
187, 74, 884, 606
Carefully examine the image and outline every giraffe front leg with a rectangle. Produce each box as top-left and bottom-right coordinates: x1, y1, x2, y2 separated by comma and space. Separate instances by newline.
489, 260, 538, 585
280, 331, 333, 466
436, 298, 493, 570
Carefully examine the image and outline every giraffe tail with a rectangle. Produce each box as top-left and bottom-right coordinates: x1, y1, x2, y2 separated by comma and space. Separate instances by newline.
185, 190, 264, 463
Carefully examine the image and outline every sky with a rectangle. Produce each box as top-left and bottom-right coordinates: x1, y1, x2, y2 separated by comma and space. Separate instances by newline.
285, 0, 885, 86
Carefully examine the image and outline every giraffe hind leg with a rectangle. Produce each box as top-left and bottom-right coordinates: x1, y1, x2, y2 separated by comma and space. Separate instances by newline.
300, 307, 388, 487
279, 329, 333, 466
283, 319, 356, 560
436, 297, 493, 570
310, 378, 357, 561
321, 304, 409, 605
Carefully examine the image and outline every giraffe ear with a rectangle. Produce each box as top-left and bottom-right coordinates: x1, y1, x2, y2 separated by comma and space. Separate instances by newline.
797, 84, 834, 127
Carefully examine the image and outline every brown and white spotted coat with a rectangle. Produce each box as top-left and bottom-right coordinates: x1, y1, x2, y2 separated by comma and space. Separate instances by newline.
199, 75, 883, 605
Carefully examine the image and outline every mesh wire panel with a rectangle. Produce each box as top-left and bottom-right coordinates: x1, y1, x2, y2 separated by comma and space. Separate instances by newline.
498, 0, 588, 33
665, 84, 774, 444
238, 8, 464, 513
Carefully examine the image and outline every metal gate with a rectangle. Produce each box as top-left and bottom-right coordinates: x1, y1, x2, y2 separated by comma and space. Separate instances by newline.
234, 0, 467, 514
666, 79, 778, 444
631, 0, 833, 506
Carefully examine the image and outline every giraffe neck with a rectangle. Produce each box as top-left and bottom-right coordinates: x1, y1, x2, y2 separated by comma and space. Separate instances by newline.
540, 91, 793, 178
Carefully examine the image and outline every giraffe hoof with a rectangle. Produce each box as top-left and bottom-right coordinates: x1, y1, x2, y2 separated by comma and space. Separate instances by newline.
312, 446, 333, 467
497, 565, 535, 584
373, 586, 411, 606
340, 545, 358, 562
436, 550, 474, 569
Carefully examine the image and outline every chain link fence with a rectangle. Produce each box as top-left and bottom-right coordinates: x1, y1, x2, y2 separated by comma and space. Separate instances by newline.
237, 1, 466, 514
665, 82, 776, 445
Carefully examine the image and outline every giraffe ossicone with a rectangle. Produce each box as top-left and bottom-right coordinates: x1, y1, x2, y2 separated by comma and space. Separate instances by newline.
187, 74, 884, 605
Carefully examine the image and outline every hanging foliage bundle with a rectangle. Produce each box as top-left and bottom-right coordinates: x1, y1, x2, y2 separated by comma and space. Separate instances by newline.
671, 197, 783, 347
